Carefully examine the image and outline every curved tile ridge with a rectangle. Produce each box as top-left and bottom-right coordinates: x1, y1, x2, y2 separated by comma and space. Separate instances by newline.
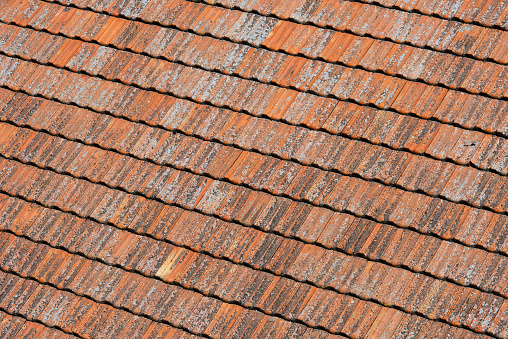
3, 55, 508, 255
0, 231, 323, 337
346, 0, 508, 30
1, 79, 508, 253
2, 160, 508, 310
1, 1, 507, 337
0, 233, 470, 339
3, 21, 508, 175
2, 117, 508, 295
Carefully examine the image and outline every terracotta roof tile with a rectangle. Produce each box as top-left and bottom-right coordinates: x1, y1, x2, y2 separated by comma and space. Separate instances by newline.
1, 0, 507, 337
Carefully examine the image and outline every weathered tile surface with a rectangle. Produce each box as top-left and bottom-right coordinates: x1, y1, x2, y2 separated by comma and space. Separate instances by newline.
0, 0, 506, 337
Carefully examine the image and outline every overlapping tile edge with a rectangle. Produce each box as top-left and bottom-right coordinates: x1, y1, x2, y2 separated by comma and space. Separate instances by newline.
0, 0, 507, 338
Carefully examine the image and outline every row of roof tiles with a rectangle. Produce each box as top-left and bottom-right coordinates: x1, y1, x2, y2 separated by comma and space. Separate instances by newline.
0, 310, 78, 339
1, 184, 508, 333
2, 22, 507, 142
2, 79, 508, 215
3, 2, 508, 100
334, 0, 507, 27
1, 129, 508, 333
2, 63, 508, 248
202, 0, 508, 30
2, 102, 508, 253
1, 0, 507, 337
0, 271, 207, 339
13, 0, 507, 64
2, 231, 423, 338
0, 184, 505, 302
3, 51, 508, 175
0, 186, 502, 337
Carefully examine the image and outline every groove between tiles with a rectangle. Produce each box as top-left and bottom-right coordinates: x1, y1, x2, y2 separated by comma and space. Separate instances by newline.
9, 7, 508, 103
0, 82, 508, 240
0, 196, 497, 338
0, 219, 338, 338
1, 3, 504, 338
331, 0, 507, 32
4, 21, 508, 144
0, 268, 211, 339
1, 141, 507, 303
42, 0, 508, 69
3, 83, 508, 246
0, 307, 83, 339
3, 75, 508, 209
191, 0, 508, 33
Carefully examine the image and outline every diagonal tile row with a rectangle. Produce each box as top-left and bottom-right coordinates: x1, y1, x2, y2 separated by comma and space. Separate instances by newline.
2, 71, 508, 216
0, 230, 403, 339
0, 189, 501, 338
3, 48, 508, 183
3, 80, 508, 240
342, 0, 508, 29
31, 0, 508, 65
2, 21, 507, 144
0, 3, 508, 336
2, 77, 508, 254
2, 121, 508, 298
4, 2, 508, 122
0, 214, 417, 339
0, 310, 79, 339
0, 232, 329, 339
3, 42, 508, 209
1, 133, 508, 335
191, 0, 508, 61
0, 197, 350, 339
2, 79, 508, 245
4, 0, 508, 101
2, 0, 507, 337
0, 269, 208, 339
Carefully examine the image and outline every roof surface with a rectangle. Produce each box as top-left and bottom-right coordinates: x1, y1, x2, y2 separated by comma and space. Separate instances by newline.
0, 0, 507, 338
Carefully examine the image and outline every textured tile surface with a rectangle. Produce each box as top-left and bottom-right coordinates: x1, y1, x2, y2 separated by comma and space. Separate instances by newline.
0, 0, 507, 337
